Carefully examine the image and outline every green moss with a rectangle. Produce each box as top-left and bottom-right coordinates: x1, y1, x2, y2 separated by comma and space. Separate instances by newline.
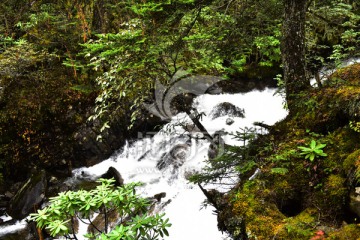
277, 208, 319, 239
231, 180, 286, 239
330, 63, 360, 86
343, 149, 360, 173
327, 224, 360, 239
310, 175, 347, 221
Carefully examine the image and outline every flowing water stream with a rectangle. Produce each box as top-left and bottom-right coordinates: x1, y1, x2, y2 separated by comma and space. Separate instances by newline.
0, 87, 288, 239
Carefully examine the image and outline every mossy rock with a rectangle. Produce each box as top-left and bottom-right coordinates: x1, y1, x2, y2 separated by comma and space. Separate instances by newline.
343, 149, 360, 172
330, 63, 360, 86
343, 149, 360, 186
230, 180, 286, 239
310, 175, 347, 221
285, 64, 360, 133
327, 224, 360, 239
276, 208, 319, 239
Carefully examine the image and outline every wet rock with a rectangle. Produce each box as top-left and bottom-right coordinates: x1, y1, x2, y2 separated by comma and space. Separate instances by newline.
0, 221, 36, 240
154, 192, 166, 202
198, 184, 225, 211
101, 167, 124, 187
349, 187, 360, 218
206, 82, 223, 94
0, 194, 10, 209
46, 175, 71, 198
226, 118, 234, 125
7, 171, 47, 220
210, 102, 245, 119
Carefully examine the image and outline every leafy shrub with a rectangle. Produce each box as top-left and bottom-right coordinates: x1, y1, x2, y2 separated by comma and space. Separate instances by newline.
298, 140, 327, 162
30, 178, 171, 240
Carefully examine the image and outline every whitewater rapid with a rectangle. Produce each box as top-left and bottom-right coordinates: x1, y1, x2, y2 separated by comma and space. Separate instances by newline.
69, 88, 287, 240
0, 88, 287, 239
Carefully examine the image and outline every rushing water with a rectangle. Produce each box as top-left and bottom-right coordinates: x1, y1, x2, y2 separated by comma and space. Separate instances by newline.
310, 57, 360, 87
0, 88, 288, 239
68, 88, 287, 240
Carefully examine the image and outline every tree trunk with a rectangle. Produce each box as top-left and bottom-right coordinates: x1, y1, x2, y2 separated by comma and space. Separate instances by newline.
92, 0, 106, 33
281, 0, 309, 114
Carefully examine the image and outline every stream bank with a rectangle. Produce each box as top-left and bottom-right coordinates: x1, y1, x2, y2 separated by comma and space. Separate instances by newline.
210, 63, 360, 239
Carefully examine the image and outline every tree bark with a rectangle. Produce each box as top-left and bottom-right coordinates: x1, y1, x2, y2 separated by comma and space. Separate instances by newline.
92, 0, 106, 33
281, 0, 309, 114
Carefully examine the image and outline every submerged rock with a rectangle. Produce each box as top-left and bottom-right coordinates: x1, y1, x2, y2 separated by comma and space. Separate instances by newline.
7, 171, 46, 220
225, 118, 234, 125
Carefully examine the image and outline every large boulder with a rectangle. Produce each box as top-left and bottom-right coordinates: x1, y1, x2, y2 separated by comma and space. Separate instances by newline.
6, 171, 47, 220
210, 102, 245, 119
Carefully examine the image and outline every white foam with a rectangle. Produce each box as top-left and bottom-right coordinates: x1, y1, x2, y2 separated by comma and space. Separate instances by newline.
0, 218, 28, 237
70, 88, 287, 240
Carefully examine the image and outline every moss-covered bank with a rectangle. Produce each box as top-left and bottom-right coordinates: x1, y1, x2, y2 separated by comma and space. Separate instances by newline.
215, 63, 360, 239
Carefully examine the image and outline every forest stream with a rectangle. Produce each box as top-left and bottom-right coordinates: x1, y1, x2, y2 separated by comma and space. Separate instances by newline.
0, 86, 287, 239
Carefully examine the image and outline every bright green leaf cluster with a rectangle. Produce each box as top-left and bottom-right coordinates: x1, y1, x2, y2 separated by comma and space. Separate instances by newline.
30, 178, 171, 239
349, 120, 360, 133
298, 140, 328, 162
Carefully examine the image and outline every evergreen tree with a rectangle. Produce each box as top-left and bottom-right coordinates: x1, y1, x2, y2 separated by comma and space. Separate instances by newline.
281, 0, 309, 113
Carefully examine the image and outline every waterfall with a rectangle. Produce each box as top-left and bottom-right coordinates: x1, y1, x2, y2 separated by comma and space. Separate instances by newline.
0, 87, 287, 239
67, 88, 287, 240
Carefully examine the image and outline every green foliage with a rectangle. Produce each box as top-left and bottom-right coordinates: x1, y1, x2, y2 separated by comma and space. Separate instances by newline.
283, 209, 319, 239
0, 35, 15, 51
298, 140, 327, 162
270, 167, 289, 175
306, 1, 360, 73
30, 178, 171, 239
80, 1, 236, 130
189, 128, 258, 185
267, 147, 298, 176
349, 120, 360, 133
253, 26, 281, 67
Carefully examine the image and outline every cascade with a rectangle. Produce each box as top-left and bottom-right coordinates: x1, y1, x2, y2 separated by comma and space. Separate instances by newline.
0, 88, 288, 239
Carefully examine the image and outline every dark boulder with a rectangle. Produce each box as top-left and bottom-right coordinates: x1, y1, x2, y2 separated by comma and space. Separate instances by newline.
154, 192, 166, 202
101, 167, 124, 187
210, 102, 245, 119
6, 171, 47, 220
